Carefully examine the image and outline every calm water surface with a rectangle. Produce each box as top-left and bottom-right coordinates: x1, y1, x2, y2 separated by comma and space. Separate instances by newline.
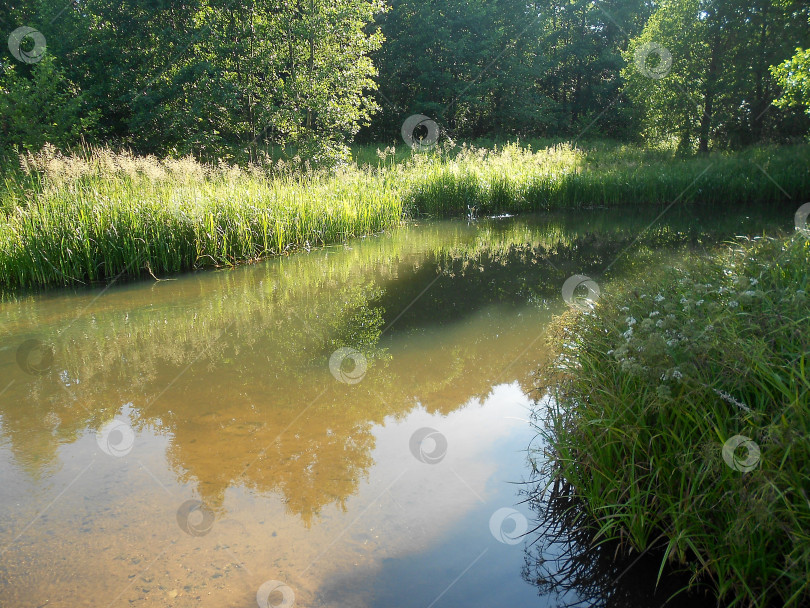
0, 206, 790, 608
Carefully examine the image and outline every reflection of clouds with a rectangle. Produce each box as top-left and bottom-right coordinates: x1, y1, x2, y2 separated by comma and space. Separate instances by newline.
351, 383, 532, 558
0, 268, 549, 605
0, 386, 534, 608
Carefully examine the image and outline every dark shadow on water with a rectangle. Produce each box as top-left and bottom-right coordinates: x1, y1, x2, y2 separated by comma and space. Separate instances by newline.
373, 201, 793, 335
522, 476, 719, 608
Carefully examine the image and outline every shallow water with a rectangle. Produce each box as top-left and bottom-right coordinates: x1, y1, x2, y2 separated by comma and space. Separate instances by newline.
0, 205, 792, 608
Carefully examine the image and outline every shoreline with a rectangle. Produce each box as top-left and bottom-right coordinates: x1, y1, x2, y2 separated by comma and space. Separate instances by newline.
537, 230, 810, 607
1, 141, 808, 292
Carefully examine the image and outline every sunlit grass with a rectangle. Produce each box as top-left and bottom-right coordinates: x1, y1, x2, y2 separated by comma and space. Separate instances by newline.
539, 233, 810, 607
1, 141, 807, 289
0, 147, 405, 288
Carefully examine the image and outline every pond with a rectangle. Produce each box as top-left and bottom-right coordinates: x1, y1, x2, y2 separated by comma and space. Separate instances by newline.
0, 204, 792, 608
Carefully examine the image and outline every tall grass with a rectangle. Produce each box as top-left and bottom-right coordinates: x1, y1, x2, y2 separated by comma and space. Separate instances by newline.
1, 147, 404, 288
538, 233, 810, 607
404, 141, 810, 215
1, 141, 808, 289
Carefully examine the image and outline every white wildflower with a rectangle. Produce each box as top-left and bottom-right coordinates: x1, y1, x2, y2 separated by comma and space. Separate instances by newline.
713, 389, 752, 413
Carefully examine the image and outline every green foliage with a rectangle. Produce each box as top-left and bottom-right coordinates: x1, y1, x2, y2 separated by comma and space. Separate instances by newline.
0, 147, 404, 288
0, 56, 99, 152
772, 47, 810, 116
623, 0, 810, 151
541, 233, 810, 606
402, 140, 810, 215
3, 0, 384, 164
0, 141, 807, 290
3, 0, 810, 153
367, 0, 652, 141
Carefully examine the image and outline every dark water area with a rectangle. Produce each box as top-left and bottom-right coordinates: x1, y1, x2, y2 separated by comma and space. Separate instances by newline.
0, 203, 793, 607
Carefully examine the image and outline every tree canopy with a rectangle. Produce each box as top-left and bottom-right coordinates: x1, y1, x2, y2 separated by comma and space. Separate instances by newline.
1, 0, 808, 160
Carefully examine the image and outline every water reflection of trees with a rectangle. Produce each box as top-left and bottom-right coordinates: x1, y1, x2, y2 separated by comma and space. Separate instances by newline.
0, 208, 787, 523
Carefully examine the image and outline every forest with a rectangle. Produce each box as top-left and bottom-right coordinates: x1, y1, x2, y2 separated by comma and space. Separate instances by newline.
2, 0, 809, 163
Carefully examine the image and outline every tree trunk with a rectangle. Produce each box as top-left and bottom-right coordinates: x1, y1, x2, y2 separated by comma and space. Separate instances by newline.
678, 129, 692, 155
699, 33, 720, 154
306, 0, 315, 131
751, 2, 769, 142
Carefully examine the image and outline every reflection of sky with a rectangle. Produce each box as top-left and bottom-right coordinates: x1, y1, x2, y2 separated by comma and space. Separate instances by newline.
316, 382, 553, 608
357, 382, 534, 559
0, 381, 547, 608
0, 281, 552, 608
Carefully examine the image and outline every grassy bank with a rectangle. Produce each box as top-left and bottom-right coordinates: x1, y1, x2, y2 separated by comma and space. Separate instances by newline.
394, 140, 810, 215
0, 147, 405, 288
1, 141, 808, 289
539, 232, 810, 607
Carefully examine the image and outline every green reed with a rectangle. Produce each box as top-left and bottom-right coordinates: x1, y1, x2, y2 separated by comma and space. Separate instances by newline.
0, 162, 404, 288
539, 233, 810, 607
1, 141, 807, 289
